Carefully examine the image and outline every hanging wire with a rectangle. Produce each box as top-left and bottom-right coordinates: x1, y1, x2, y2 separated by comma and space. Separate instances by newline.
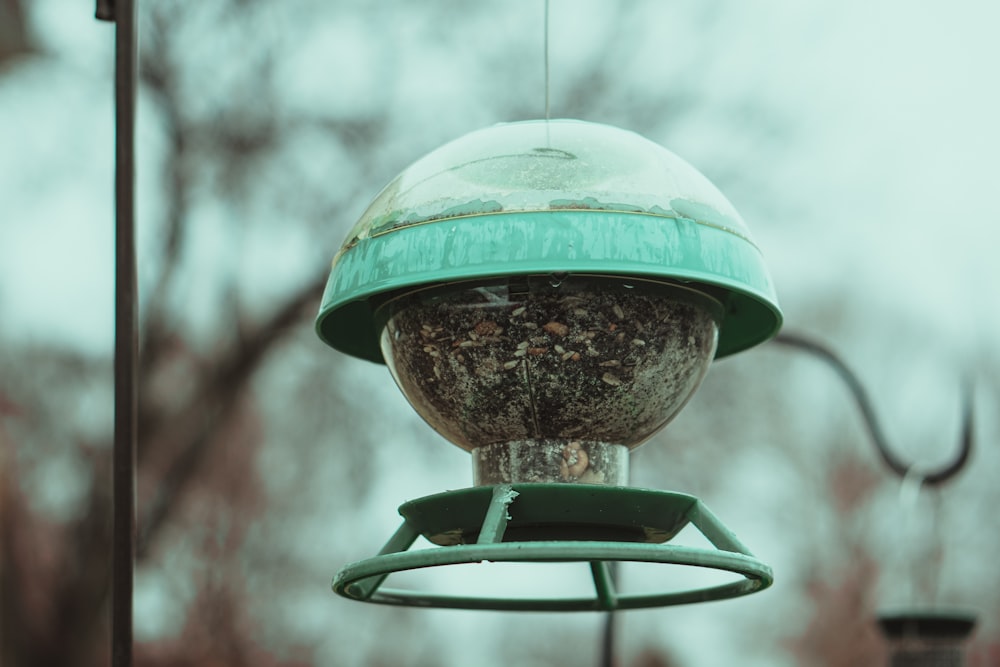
897, 466, 942, 607
543, 0, 551, 121
97, 1, 138, 666
772, 332, 973, 486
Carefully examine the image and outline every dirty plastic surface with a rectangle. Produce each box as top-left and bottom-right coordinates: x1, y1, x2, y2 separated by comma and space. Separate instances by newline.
378, 275, 719, 466
344, 119, 752, 242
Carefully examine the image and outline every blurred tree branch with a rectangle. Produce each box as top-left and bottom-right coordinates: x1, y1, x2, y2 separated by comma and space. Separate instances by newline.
137, 271, 326, 559
137, 7, 192, 380
0, 0, 33, 70
1, 1, 349, 663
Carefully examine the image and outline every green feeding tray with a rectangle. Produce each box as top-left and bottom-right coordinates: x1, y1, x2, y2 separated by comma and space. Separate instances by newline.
316, 119, 781, 364
333, 484, 773, 611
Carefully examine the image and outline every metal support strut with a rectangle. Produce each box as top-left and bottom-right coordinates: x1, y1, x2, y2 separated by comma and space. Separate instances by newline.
332, 485, 773, 611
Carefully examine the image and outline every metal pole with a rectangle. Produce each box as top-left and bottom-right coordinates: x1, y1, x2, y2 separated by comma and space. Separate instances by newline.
98, 1, 138, 666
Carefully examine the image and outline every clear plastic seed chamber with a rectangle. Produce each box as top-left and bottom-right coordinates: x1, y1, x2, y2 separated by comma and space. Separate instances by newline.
376, 275, 722, 486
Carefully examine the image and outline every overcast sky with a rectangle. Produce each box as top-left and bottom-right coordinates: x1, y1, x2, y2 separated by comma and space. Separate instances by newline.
3, 0, 998, 354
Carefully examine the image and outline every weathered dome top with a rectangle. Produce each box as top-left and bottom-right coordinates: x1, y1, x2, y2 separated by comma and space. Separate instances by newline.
317, 119, 781, 363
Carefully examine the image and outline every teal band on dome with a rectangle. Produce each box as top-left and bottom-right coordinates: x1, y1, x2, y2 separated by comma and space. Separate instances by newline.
316, 209, 781, 363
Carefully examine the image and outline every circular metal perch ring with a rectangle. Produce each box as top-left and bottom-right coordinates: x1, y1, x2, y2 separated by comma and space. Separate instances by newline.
333, 540, 773, 611
332, 485, 773, 612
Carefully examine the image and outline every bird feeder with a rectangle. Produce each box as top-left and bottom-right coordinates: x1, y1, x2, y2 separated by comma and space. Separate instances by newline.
316, 119, 782, 610
878, 612, 977, 667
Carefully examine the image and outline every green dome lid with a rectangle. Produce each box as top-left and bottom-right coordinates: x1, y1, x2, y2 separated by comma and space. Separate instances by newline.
316, 119, 781, 363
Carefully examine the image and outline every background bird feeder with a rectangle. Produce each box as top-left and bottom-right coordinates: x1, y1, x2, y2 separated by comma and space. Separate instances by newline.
316, 119, 782, 610
772, 334, 978, 665
878, 612, 977, 667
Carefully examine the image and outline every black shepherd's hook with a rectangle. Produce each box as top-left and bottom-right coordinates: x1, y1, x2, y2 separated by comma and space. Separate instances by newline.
772, 332, 973, 487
